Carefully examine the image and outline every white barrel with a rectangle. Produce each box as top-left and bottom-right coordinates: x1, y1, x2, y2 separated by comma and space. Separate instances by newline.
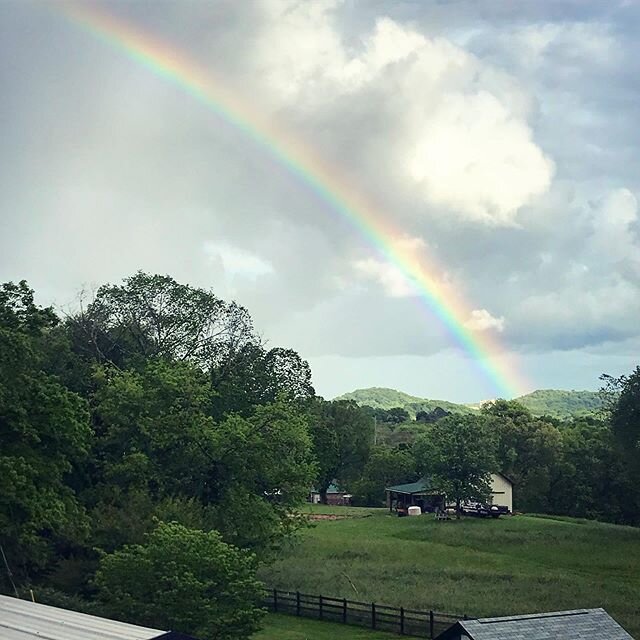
407, 506, 421, 516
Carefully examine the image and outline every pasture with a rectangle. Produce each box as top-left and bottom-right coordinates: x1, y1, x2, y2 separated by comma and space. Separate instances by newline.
254, 613, 400, 640
259, 506, 640, 637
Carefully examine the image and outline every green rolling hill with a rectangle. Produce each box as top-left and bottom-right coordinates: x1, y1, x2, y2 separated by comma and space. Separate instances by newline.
335, 387, 603, 419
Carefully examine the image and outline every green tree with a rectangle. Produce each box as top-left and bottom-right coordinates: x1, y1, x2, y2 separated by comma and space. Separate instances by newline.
0, 281, 91, 582
609, 367, 640, 479
351, 445, 415, 506
91, 361, 315, 553
95, 522, 264, 640
414, 415, 497, 517
308, 399, 374, 503
210, 342, 314, 419
549, 419, 635, 524
66, 271, 255, 369
482, 400, 561, 512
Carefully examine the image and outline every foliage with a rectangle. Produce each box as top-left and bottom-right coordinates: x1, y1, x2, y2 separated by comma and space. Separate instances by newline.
308, 399, 374, 502
351, 446, 415, 506
609, 367, 640, 479
514, 389, 604, 419
549, 419, 635, 523
90, 360, 315, 553
0, 281, 91, 581
414, 414, 497, 513
335, 387, 472, 417
96, 522, 265, 640
482, 400, 561, 512
66, 271, 255, 369
337, 386, 604, 419
210, 342, 314, 419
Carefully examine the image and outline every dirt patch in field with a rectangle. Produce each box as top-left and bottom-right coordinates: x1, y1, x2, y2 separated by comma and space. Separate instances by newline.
307, 513, 373, 521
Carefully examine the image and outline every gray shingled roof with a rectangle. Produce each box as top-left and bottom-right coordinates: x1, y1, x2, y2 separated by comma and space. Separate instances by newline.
441, 608, 633, 640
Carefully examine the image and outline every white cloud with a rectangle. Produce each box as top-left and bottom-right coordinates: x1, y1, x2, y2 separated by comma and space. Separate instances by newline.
203, 242, 274, 279
351, 235, 435, 298
250, 2, 554, 225
465, 308, 505, 333
353, 258, 415, 297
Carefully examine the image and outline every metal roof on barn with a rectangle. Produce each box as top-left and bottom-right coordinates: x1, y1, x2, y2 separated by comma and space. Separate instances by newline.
435, 608, 633, 640
0, 594, 191, 640
385, 479, 435, 494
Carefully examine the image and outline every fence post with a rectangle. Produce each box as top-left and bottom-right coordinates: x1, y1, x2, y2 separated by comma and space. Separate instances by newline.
296, 591, 300, 616
372, 602, 376, 630
319, 594, 323, 620
400, 606, 405, 635
273, 589, 278, 613
342, 598, 347, 624
429, 610, 434, 639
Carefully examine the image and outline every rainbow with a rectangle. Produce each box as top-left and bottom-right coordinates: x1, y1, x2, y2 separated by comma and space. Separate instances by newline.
55, 1, 527, 398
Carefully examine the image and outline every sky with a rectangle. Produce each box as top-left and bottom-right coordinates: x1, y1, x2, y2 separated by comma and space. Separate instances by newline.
1, 0, 639, 402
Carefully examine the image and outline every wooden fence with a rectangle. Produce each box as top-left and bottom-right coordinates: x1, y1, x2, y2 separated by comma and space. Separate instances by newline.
265, 588, 466, 638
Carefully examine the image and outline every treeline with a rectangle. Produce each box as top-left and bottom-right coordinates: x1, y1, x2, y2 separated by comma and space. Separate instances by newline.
0, 273, 362, 639
2, 272, 640, 639
338, 381, 640, 526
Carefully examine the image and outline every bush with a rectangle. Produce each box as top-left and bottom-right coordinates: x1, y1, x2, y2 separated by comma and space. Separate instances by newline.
95, 522, 265, 640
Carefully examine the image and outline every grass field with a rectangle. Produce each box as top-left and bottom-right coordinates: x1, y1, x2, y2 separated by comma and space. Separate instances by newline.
253, 614, 400, 640
259, 506, 640, 637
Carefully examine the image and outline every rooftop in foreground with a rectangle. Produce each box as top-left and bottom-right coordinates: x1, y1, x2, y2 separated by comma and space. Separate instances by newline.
435, 607, 634, 640
0, 594, 197, 640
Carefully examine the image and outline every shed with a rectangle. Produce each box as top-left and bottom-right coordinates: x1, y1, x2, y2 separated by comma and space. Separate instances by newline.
0, 594, 199, 640
435, 608, 633, 640
385, 478, 444, 513
309, 482, 353, 505
385, 473, 513, 514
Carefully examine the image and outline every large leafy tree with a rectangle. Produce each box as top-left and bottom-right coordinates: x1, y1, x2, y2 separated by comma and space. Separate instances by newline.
549, 419, 635, 524
414, 414, 497, 516
482, 400, 561, 512
308, 399, 374, 503
90, 360, 315, 553
0, 282, 91, 582
351, 445, 416, 506
66, 272, 255, 369
95, 522, 264, 640
210, 342, 314, 419
608, 367, 640, 479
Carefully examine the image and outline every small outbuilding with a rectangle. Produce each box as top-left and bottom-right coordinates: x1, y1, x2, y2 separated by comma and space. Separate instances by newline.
309, 482, 353, 505
385, 478, 445, 514
435, 608, 633, 640
385, 473, 513, 515
0, 594, 199, 640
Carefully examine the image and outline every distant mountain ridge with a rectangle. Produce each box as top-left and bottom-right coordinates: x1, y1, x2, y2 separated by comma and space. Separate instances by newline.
335, 387, 603, 419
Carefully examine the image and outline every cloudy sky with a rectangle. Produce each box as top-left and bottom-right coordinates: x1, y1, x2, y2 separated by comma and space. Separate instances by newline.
1, 0, 639, 402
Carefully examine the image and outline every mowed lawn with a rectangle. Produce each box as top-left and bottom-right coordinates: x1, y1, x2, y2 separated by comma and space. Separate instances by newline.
259, 506, 640, 637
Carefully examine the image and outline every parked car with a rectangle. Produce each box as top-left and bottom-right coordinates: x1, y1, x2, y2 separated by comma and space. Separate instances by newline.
460, 501, 509, 518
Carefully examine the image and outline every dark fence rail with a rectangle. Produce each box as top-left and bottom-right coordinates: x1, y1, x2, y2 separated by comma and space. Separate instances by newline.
265, 588, 466, 638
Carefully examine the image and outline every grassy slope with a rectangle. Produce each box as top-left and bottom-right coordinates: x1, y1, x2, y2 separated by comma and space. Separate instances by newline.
259, 506, 640, 637
254, 614, 400, 640
335, 387, 603, 418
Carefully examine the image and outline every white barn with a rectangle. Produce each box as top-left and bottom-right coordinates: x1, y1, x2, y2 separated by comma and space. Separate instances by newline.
490, 472, 513, 512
